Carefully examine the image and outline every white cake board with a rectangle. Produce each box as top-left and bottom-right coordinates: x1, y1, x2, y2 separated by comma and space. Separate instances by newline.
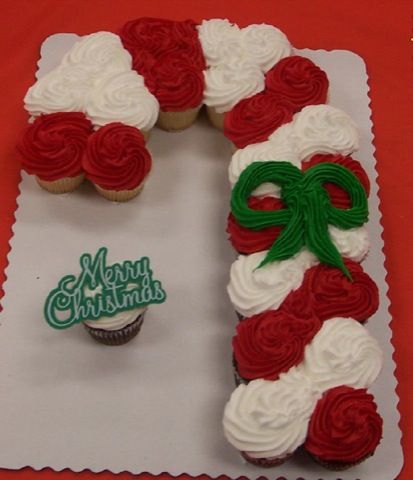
0, 35, 403, 480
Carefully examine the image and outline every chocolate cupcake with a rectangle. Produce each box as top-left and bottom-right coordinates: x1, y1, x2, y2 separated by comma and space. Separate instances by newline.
83, 308, 146, 346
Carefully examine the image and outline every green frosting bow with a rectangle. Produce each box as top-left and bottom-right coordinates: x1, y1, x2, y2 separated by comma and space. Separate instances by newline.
230, 161, 369, 278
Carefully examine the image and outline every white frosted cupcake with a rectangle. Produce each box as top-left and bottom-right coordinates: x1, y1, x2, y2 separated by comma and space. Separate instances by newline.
83, 307, 146, 346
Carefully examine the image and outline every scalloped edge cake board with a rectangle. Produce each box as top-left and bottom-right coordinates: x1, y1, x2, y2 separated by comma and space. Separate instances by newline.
0, 34, 403, 480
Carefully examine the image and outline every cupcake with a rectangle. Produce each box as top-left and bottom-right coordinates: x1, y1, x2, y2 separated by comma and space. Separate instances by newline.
83, 307, 147, 346
18, 112, 92, 193
232, 309, 321, 385
119, 18, 205, 131
281, 259, 379, 323
304, 386, 383, 470
83, 122, 152, 202
223, 372, 318, 467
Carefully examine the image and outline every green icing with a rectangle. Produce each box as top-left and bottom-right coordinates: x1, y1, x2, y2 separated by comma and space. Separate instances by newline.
230, 161, 369, 278
44, 247, 167, 329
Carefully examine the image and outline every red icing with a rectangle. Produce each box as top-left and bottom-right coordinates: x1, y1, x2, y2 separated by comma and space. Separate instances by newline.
265, 55, 329, 109
223, 55, 329, 148
18, 112, 92, 181
302, 154, 371, 208
233, 309, 321, 381
119, 18, 205, 111
227, 196, 284, 254
224, 93, 294, 149
305, 386, 383, 463
83, 123, 151, 191
281, 259, 379, 323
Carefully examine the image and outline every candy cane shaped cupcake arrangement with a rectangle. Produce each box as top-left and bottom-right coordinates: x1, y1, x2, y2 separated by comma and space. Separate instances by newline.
16, 17, 384, 471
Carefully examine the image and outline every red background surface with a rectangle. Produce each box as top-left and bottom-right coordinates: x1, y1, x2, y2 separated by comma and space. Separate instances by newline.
0, 0, 412, 479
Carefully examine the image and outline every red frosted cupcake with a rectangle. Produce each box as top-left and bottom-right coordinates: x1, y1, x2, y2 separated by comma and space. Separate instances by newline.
304, 386, 383, 470
83, 123, 152, 202
119, 18, 205, 131
18, 112, 92, 193
281, 259, 379, 323
233, 309, 321, 384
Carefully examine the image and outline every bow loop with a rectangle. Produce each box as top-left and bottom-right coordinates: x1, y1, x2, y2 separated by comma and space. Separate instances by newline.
231, 161, 369, 278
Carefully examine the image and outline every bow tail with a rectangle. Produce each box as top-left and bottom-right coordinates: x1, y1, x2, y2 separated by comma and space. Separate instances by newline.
304, 191, 352, 280
258, 212, 305, 268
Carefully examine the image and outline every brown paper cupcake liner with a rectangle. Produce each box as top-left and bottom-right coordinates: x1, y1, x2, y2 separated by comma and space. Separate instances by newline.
83, 312, 145, 346
309, 452, 374, 471
36, 174, 85, 194
232, 355, 248, 386
95, 183, 144, 202
157, 105, 202, 131
241, 451, 292, 468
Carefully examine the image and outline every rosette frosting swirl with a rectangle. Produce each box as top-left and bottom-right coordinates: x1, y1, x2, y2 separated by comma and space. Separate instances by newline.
60, 32, 132, 76
289, 105, 360, 160
203, 61, 265, 113
85, 71, 159, 130
301, 317, 383, 392
119, 18, 205, 110
265, 55, 329, 109
18, 112, 92, 181
224, 93, 294, 149
227, 249, 318, 317
83, 123, 151, 191
223, 374, 319, 459
24, 65, 94, 116
240, 24, 292, 72
281, 259, 379, 323
304, 386, 383, 463
233, 309, 321, 381
228, 137, 300, 193
150, 56, 205, 110
197, 19, 243, 66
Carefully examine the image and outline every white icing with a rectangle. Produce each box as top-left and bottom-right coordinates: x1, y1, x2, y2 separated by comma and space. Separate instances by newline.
230, 106, 360, 188
84, 307, 146, 331
60, 31, 132, 76
227, 229, 368, 317
228, 138, 301, 195
197, 19, 243, 66
300, 317, 383, 392
223, 373, 318, 458
227, 249, 318, 317
240, 24, 292, 72
24, 65, 93, 116
199, 20, 292, 113
329, 225, 370, 262
203, 61, 265, 114
85, 70, 159, 131
291, 105, 360, 160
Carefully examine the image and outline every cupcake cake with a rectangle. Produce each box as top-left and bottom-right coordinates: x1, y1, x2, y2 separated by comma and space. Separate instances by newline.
18, 112, 92, 193
83, 122, 152, 202
119, 18, 206, 131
